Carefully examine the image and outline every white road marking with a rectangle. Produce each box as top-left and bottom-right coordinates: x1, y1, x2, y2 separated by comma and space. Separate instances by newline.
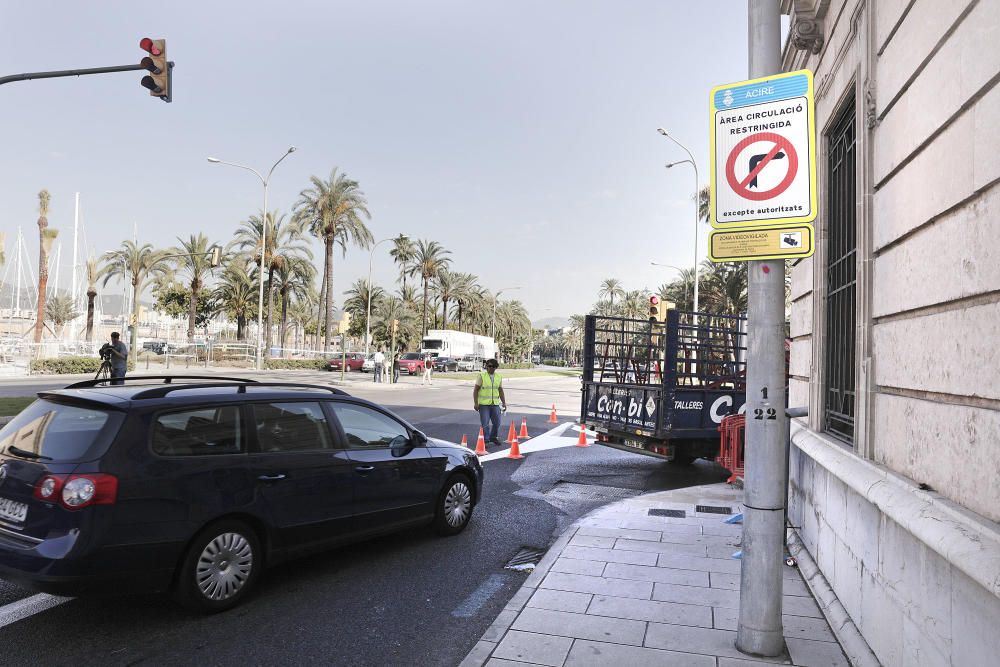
479, 422, 575, 462
0, 593, 71, 629
450, 574, 507, 618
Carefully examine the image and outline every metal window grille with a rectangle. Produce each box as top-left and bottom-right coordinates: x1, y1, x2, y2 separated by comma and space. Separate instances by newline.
824, 98, 857, 442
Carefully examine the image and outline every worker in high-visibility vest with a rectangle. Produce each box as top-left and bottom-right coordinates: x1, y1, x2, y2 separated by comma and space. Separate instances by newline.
473, 358, 507, 445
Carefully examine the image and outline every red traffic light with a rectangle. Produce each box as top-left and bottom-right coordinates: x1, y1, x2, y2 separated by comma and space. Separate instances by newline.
139, 37, 161, 56
649, 295, 660, 305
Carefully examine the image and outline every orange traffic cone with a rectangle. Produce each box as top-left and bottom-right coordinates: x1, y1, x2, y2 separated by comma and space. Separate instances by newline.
507, 436, 524, 459
519, 417, 530, 440
460, 434, 468, 448
548, 404, 558, 424
506, 421, 517, 443
474, 428, 487, 456
576, 424, 590, 448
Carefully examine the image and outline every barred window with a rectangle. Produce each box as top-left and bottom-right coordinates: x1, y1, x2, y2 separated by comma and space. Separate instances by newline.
824, 97, 857, 443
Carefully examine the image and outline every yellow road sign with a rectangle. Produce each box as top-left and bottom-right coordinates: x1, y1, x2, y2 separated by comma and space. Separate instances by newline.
709, 224, 814, 262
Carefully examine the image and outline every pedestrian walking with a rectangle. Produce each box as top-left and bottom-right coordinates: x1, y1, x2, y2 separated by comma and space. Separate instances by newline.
393, 351, 401, 383
473, 358, 507, 445
372, 348, 385, 383
422, 352, 434, 385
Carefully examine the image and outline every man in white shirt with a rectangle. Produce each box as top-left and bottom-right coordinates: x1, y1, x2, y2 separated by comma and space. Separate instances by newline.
372, 348, 386, 383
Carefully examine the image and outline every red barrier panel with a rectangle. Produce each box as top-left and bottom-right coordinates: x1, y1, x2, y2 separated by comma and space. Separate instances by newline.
717, 414, 746, 484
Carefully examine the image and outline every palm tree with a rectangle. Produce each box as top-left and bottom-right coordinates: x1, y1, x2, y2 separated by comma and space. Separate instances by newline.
100, 241, 167, 360
34, 190, 58, 344
657, 267, 697, 311
273, 256, 315, 352
171, 233, 217, 342
0, 232, 6, 267
45, 294, 79, 337
699, 259, 747, 316
435, 269, 460, 330
85, 257, 98, 342
389, 236, 417, 290
620, 290, 647, 320
450, 272, 478, 330
494, 300, 532, 361
373, 295, 418, 352
233, 210, 312, 352
342, 278, 385, 338
697, 185, 711, 224
396, 284, 419, 310
409, 239, 451, 336
598, 278, 625, 316
293, 169, 373, 351
214, 260, 257, 342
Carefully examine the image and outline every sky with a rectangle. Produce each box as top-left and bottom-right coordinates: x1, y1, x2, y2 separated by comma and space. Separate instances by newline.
0, 0, 756, 324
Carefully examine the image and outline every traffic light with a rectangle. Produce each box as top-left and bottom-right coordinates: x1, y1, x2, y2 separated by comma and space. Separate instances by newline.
392, 319, 399, 336
648, 295, 661, 323
208, 245, 222, 267
339, 312, 352, 334
139, 37, 171, 102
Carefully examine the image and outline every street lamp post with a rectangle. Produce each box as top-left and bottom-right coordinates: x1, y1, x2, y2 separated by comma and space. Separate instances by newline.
207, 147, 296, 371
365, 235, 408, 356
650, 261, 693, 309
656, 129, 700, 319
491, 286, 521, 343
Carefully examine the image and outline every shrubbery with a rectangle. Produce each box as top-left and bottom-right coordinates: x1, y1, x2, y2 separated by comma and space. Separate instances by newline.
29, 356, 135, 375
263, 358, 327, 371
500, 362, 535, 369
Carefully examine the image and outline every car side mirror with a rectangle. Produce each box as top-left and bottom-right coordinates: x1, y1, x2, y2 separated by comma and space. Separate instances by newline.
390, 434, 412, 457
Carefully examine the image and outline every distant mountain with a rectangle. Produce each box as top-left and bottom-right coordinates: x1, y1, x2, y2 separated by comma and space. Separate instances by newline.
531, 316, 571, 330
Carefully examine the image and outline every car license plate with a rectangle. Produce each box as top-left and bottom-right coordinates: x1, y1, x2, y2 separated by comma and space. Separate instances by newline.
0, 497, 28, 524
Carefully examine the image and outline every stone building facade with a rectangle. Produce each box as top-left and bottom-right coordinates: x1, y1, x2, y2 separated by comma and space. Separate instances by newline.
780, 0, 999, 664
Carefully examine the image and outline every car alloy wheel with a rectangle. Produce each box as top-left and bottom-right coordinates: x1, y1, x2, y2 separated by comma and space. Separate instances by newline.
196, 532, 254, 601
443, 481, 471, 527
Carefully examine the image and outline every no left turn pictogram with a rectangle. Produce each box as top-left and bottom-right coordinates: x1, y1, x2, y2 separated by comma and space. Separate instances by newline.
725, 132, 798, 201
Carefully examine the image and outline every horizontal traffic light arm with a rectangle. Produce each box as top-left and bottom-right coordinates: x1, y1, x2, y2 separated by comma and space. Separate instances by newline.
0, 63, 149, 86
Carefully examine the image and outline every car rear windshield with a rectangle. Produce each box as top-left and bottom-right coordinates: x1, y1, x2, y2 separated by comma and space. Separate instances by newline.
0, 399, 123, 462
401, 353, 420, 360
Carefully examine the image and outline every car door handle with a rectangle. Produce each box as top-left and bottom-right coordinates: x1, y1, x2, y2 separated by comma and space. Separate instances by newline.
257, 474, 286, 482
354, 465, 375, 473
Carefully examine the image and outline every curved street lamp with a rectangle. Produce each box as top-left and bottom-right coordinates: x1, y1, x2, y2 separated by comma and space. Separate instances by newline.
650, 261, 693, 309
207, 146, 296, 370
656, 128, 701, 321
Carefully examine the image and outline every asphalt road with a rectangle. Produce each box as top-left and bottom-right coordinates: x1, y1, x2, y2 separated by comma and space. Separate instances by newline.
0, 373, 730, 666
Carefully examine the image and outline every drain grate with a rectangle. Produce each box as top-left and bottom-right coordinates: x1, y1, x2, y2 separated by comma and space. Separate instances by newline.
648, 509, 687, 518
505, 546, 547, 572
696, 505, 733, 515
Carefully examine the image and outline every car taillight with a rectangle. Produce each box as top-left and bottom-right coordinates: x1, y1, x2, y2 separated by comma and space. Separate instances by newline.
34, 474, 117, 509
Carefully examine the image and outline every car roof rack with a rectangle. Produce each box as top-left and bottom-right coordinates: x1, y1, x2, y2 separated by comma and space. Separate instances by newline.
130, 381, 351, 400
64, 375, 258, 390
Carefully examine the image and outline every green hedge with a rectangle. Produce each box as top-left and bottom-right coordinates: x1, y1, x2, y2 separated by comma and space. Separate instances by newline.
501, 362, 535, 369
29, 356, 135, 375
263, 358, 327, 371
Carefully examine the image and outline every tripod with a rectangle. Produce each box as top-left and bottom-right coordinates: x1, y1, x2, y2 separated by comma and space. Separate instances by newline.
96, 358, 113, 381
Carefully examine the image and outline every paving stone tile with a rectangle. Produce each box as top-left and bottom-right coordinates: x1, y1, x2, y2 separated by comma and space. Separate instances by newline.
504, 586, 535, 613
551, 557, 607, 577
619, 518, 704, 530
706, 573, 806, 597
570, 534, 616, 549
785, 637, 850, 666
485, 659, 538, 667
492, 630, 573, 667
603, 562, 710, 587
782, 594, 824, 619
653, 581, 740, 609
657, 523, 705, 536
707, 544, 743, 559
459, 640, 497, 667
660, 532, 740, 548
645, 623, 786, 662
657, 553, 742, 574
540, 571, 653, 600
587, 594, 713, 628
702, 523, 745, 537
562, 544, 658, 566
614, 538, 708, 557
566, 638, 716, 667
527, 588, 593, 614
482, 609, 520, 642
718, 658, 795, 666
576, 525, 663, 541
712, 607, 837, 642
512, 606, 647, 646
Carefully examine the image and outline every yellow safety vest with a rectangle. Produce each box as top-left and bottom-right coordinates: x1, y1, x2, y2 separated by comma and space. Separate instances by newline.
477, 371, 503, 405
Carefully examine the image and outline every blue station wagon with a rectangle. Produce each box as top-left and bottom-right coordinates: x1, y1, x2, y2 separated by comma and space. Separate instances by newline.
0, 376, 483, 612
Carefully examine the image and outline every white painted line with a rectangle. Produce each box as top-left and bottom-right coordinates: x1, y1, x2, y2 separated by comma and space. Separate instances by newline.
451, 574, 507, 617
480, 422, 575, 462
0, 593, 71, 629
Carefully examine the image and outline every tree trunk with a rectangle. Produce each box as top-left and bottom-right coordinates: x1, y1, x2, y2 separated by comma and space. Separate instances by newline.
457, 301, 464, 331
315, 264, 327, 352
187, 281, 198, 342
237, 315, 246, 341
85, 290, 96, 342
442, 298, 448, 330
130, 281, 140, 363
279, 288, 289, 354
323, 237, 334, 351
265, 266, 276, 353
421, 277, 429, 337
34, 244, 47, 345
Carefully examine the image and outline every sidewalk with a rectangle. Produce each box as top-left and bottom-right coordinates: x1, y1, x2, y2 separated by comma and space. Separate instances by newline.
460, 483, 849, 667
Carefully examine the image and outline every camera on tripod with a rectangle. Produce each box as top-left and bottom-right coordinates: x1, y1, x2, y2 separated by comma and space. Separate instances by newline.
99, 343, 114, 361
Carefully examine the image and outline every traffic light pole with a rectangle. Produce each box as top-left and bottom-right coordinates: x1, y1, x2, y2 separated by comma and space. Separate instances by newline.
0, 62, 172, 87
736, 0, 788, 659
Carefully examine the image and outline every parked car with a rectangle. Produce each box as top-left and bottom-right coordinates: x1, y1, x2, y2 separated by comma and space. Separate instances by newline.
433, 356, 460, 373
457, 355, 483, 372
362, 355, 375, 373
397, 352, 425, 375
326, 352, 366, 372
0, 376, 483, 612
